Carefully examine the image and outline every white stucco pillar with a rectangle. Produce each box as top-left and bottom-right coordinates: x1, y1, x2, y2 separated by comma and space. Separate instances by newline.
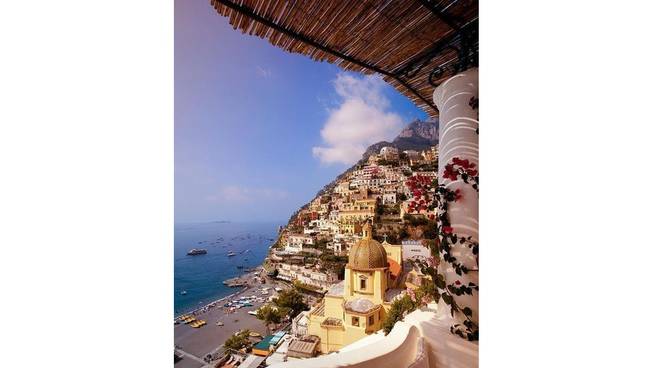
433, 68, 479, 324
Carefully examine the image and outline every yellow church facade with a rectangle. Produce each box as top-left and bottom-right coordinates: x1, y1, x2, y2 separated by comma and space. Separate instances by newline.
307, 223, 404, 353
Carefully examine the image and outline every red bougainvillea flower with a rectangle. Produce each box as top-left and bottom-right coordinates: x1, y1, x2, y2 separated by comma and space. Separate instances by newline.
442, 168, 458, 181
442, 226, 454, 234
447, 157, 477, 178
455, 280, 461, 285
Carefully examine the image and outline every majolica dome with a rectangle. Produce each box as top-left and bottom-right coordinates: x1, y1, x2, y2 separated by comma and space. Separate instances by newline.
348, 222, 388, 270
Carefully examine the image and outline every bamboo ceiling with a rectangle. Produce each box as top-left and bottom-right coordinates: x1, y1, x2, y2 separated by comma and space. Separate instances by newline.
210, 0, 478, 117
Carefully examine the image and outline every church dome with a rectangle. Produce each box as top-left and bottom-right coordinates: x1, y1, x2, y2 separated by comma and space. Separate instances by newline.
348, 222, 388, 270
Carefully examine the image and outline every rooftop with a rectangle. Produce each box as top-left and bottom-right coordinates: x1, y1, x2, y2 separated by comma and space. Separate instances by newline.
321, 317, 344, 327
236, 354, 266, 368
326, 281, 344, 297
287, 337, 320, 358
253, 335, 275, 351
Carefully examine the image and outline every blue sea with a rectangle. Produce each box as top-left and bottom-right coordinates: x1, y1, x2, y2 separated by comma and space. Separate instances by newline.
174, 221, 281, 314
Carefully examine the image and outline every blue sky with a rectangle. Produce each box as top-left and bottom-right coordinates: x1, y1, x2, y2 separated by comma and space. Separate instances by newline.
175, 0, 427, 223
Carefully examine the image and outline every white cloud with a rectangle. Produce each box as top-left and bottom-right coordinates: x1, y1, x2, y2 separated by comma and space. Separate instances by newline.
205, 186, 288, 203
313, 74, 403, 165
256, 66, 272, 78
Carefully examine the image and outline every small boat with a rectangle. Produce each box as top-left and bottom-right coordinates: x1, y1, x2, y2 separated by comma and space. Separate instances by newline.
227, 251, 236, 257
187, 248, 207, 256
216, 321, 224, 326
180, 290, 188, 295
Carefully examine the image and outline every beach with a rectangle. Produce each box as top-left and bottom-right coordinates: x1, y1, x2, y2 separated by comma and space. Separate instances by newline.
174, 272, 289, 368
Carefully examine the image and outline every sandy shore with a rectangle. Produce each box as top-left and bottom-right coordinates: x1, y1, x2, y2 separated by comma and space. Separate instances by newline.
174, 272, 289, 368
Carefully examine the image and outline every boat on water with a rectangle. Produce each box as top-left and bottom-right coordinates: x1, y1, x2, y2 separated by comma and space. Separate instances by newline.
227, 251, 236, 257
187, 248, 207, 256
180, 290, 187, 295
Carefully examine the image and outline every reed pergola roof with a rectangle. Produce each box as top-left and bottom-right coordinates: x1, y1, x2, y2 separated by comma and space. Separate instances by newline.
210, 0, 478, 117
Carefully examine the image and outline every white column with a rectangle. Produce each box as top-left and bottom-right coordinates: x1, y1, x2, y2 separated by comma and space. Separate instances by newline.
433, 68, 479, 323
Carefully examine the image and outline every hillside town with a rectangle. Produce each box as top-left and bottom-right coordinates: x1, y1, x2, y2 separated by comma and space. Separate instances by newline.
266, 144, 438, 292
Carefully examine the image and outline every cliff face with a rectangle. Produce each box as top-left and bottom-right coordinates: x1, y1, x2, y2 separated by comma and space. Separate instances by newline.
395, 118, 439, 141
359, 118, 438, 161
391, 118, 438, 150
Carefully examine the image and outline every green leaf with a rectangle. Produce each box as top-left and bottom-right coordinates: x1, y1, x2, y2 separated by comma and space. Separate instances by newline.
437, 274, 446, 289
463, 307, 472, 317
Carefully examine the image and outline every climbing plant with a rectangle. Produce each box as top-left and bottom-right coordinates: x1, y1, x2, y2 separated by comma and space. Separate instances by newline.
417, 156, 480, 341
442, 157, 479, 192
404, 174, 439, 217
